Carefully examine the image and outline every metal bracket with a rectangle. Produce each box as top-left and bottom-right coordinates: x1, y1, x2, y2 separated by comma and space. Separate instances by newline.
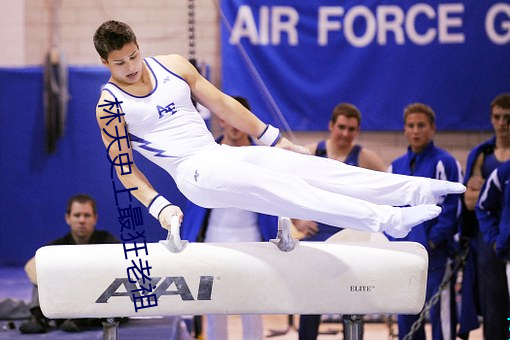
343, 314, 364, 340
159, 215, 188, 253
270, 217, 299, 252
102, 318, 119, 340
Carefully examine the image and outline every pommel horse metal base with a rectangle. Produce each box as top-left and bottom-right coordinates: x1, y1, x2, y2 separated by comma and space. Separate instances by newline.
36, 218, 428, 340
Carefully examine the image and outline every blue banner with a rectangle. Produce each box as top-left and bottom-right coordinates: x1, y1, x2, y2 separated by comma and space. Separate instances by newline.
221, 1, 510, 131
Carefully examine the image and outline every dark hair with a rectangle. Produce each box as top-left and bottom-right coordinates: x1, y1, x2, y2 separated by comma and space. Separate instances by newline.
331, 103, 361, 126
93, 20, 138, 60
233, 96, 251, 111
403, 103, 435, 125
491, 93, 510, 113
66, 194, 97, 215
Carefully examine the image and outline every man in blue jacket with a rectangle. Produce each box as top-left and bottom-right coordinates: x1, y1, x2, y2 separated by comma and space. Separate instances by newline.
388, 103, 462, 340
181, 96, 278, 340
474, 115, 510, 340
460, 93, 510, 340
477, 160, 510, 261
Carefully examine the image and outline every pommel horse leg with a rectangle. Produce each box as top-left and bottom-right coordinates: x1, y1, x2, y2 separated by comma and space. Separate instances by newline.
102, 318, 119, 340
343, 314, 363, 340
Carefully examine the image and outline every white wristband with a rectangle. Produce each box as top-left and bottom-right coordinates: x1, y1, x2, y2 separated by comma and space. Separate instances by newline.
258, 124, 282, 146
148, 195, 172, 220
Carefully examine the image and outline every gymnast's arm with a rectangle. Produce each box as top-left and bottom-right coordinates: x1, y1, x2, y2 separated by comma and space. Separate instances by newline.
95, 90, 183, 230
358, 148, 387, 172
158, 54, 309, 153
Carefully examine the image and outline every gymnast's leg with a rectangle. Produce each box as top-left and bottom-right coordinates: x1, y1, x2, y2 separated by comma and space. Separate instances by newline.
228, 145, 465, 206
177, 152, 440, 238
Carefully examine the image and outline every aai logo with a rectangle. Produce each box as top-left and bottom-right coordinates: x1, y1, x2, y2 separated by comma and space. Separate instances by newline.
96, 276, 214, 303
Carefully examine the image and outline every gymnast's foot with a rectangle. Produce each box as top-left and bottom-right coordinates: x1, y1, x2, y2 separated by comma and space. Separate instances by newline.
412, 179, 465, 205
385, 204, 442, 238
429, 180, 465, 201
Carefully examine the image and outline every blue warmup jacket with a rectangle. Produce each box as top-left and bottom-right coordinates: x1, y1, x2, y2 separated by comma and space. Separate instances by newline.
388, 141, 462, 268
180, 135, 278, 242
476, 160, 510, 259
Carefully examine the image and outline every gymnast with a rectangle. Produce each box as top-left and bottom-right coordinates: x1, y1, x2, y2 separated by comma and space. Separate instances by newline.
93, 20, 465, 239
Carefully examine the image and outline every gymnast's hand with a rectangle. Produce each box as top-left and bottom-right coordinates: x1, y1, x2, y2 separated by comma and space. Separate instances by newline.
158, 204, 184, 231
276, 137, 311, 155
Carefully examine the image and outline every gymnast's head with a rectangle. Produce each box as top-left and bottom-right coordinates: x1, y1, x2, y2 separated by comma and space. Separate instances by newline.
94, 20, 143, 84
93, 20, 138, 62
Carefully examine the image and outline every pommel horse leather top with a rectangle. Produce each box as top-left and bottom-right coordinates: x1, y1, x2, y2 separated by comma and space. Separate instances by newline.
36, 220, 428, 319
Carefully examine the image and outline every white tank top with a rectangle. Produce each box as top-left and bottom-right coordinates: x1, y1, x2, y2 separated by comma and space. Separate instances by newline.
102, 57, 215, 176
205, 208, 261, 242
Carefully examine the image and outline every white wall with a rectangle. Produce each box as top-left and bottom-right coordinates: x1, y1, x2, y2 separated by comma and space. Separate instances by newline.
0, 0, 220, 84
0, 0, 25, 66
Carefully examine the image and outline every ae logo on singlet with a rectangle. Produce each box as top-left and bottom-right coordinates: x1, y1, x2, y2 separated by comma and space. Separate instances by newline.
156, 102, 177, 118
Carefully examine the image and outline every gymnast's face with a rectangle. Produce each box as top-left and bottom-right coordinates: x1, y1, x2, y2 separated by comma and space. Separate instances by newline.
101, 42, 143, 85
329, 115, 360, 148
404, 112, 435, 154
65, 201, 98, 244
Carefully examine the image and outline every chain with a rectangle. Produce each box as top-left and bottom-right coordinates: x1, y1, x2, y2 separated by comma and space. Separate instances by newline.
187, 0, 196, 61
402, 242, 470, 340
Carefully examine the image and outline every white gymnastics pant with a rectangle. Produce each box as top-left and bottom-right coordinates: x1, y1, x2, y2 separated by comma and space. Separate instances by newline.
173, 145, 436, 234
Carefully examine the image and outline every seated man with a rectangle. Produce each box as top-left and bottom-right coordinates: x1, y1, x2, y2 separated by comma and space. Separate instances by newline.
20, 194, 119, 334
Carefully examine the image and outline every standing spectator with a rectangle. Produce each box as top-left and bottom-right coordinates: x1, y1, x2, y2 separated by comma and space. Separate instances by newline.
460, 93, 510, 340
388, 103, 462, 340
477, 160, 510, 262
296, 102, 386, 340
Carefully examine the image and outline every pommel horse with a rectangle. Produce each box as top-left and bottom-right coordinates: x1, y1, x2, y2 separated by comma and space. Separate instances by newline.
36, 217, 428, 339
